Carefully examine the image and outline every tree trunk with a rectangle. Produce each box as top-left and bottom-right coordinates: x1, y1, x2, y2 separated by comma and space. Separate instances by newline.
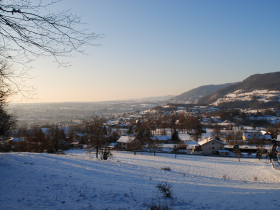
96, 146, 99, 159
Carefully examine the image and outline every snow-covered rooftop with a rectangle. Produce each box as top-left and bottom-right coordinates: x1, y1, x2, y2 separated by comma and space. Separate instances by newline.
116, 136, 134, 143
198, 137, 225, 146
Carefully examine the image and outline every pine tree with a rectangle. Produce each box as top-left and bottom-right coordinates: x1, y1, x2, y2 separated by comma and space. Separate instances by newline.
171, 129, 179, 142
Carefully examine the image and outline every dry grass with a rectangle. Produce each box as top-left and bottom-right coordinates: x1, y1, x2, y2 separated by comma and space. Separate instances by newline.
161, 167, 171, 171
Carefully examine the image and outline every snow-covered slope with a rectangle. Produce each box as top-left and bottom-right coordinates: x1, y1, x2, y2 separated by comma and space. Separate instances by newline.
195, 72, 280, 107
1, 151, 280, 209
211, 89, 280, 106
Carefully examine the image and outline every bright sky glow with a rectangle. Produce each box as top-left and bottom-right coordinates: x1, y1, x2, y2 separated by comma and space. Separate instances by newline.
12, 0, 280, 103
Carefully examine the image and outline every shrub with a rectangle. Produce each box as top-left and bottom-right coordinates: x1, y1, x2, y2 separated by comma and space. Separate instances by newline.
100, 150, 113, 160
253, 176, 258, 182
149, 201, 173, 210
47, 149, 55, 153
156, 182, 173, 198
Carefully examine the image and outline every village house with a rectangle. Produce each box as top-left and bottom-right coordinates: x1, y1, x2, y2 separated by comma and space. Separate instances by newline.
242, 131, 271, 144
116, 136, 139, 150
198, 137, 226, 155
242, 131, 271, 140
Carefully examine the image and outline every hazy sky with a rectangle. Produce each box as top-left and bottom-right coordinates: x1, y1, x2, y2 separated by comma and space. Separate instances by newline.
12, 0, 280, 103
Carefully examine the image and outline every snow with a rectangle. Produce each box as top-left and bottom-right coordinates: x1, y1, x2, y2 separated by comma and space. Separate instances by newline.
155, 135, 171, 141
1, 150, 280, 210
211, 89, 280, 106
178, 129, 212, 141
198, 137, 225, 146
9, 138, 25, 142
116, 136, 133, 143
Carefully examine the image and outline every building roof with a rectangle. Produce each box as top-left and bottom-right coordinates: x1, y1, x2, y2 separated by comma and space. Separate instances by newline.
198, 137, 225, 146
116, 136, 135, 143
9, 138, 25, 142
263, 134, 272, 140
243, 132, 271, 140
260, 130, 269, 135
155, 135, 171, 141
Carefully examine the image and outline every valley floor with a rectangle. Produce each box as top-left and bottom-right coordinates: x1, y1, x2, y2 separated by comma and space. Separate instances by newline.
1, 150, 280, 210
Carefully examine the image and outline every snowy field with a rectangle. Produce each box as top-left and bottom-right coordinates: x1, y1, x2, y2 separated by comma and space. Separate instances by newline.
1, 150, 280, 210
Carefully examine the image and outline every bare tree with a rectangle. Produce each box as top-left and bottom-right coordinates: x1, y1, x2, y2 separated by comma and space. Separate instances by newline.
226, 130, 243, 145
185, 116, 202, 141
0, 1, 101, 137
99, 137, 112, 160
107, 126, 112, 136
0, 0, 100, 66
0, 102, 15, 136
84, 115, 107, 159
211, 123, 222, 139
147, 138, 161, 156
47, 125, 65, 152
234, 147, 241, 162
0, 62, 17, 136
0, 0, 100, 134
0, 61, 25, 139
173, 144, 179, 158
128, 136, 141, 155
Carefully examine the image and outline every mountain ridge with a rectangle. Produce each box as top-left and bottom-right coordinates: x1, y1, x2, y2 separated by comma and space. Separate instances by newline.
195, 72, 280, 108
167, 83, 234, 104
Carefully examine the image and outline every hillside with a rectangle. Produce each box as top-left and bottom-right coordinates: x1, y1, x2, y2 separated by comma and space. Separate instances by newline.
1, 151, 280, 210
167, 83, 234, 104
195, 72, 280, 108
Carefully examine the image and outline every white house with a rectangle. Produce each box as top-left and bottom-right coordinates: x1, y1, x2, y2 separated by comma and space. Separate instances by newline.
116, 136, 138, 150
198, 137, 225, 155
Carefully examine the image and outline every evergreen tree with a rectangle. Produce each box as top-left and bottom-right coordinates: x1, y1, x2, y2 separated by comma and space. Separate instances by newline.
171, 129, 179, 142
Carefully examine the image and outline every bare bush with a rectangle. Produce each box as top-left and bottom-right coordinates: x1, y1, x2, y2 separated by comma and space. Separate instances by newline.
156, 182, 173, 198
148, 201, 173, 210
100, 150, 113, 160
